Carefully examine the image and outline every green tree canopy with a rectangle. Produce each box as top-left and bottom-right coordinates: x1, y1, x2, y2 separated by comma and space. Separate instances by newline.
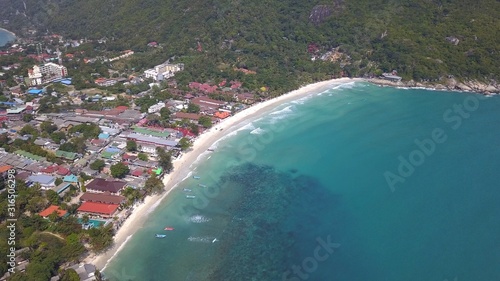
60, 269, 80, 281
156, 147, 173, 172
90, 159, 105, 171
187, 103, 200, 113
40, 121, 58, 134
138, 152, 148, 161
198, 116, 212, 128
126, 140, 137, 152
110, 162, 130, 178
144, 174, 165, 194
178, 137, 192, 151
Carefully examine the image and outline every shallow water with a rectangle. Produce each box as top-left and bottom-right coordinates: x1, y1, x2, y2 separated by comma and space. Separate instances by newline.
105, 83, 500, 281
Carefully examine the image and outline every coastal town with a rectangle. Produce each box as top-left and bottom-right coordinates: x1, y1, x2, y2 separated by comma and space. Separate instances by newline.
1, 0, 499, 279
0, 33, 265, 281
0, 29, 458, 281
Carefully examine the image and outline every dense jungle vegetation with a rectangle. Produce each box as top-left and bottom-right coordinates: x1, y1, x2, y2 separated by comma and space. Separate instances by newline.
1, 0, 499, 91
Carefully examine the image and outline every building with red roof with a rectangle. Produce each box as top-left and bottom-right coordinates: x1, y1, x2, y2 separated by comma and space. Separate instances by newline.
0, 165, 12, 173
189, 82, 217, 93
230, 80, 242, 89
115, 106, 128, 112
77, 202, 119, 218
214, 111, 230, 119
39, 205, 68, 218
172, 112, 202, 121
191, 97, 227, 110
131, 168, 144, 178
56, 166, 70, 176
174, 128, 196, 138
41, 165, 58, 174
80, 192, 126, 205
86, 178, 127, 195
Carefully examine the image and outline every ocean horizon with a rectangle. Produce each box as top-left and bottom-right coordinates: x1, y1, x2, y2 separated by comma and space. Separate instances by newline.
103, 82, 500, 281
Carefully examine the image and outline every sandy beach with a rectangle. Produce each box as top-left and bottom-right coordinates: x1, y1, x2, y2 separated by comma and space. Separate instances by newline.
0, 27, 16, 38
89, 77, 362, 270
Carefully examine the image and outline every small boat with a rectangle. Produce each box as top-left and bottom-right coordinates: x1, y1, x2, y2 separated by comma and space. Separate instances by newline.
164, 227, 175, 231
212, 238, 218, 243
198, 184, 207, 188
186, 195, 196, 199
155, 234, 167, 238
183, 188, 192, 192
193, 176, 201, 179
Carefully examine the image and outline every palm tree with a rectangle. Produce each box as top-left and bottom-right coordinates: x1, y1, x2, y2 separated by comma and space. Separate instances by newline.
82, 214, 90, 224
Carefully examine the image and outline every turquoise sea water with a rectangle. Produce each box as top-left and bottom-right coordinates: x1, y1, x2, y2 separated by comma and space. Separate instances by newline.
0, 29, 15, 47
104, 82, 500, 281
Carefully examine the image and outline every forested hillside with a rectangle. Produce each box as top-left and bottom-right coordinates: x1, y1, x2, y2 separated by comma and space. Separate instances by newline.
1, 0, 499, 91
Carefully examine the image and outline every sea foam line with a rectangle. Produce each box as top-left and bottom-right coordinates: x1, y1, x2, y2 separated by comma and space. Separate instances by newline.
270, 105, 294, 115
250, 127, 265, 135
209, 121, 255, 149
101, 234, 134, 271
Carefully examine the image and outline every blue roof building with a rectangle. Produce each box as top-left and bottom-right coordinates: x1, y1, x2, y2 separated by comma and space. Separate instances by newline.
98, 133, 110, 139
27, 89, 43, 95
63, 174, 78, 183
105, 146, 121, 153
60, 79, 72, 85
27, 174, 56, 187
54, 182, 72, 194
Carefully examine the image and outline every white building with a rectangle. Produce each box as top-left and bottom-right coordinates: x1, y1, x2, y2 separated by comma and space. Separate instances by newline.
28, 62, 68, 86
143, 62, 184, 81
148, 102, 165, 113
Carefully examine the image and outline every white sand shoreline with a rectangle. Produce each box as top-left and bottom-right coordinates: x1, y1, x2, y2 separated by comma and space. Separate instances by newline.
0, 27, 16, 39
88, 77, 363, 270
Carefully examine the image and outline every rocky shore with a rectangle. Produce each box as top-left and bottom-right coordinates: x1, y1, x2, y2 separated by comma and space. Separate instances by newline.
368, 78, 500, 95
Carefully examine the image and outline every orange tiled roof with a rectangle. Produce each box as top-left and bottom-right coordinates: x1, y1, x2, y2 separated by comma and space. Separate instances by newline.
214, 111, 230, 119
77, 202, 119, 215
0, 165, 12, 173
39, 205, 67, 217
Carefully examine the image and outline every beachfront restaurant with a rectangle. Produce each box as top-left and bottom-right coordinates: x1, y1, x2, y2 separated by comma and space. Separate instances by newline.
77, 201, 120, 219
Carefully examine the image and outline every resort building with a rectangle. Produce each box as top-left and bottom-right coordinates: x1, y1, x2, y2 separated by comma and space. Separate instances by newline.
38, 205, 68, 219
80, 192, 126, 205
85, 178, 127, 195
94, 77, 117, 87
77, 202, 120, 218
172, 112, 202, 122
381, 72, 402, 82
143, 62, 184, 81
120, 132, 178, 149
28, 62, 68, 86
191, 97, 227, 111
67, 264, 96, 281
